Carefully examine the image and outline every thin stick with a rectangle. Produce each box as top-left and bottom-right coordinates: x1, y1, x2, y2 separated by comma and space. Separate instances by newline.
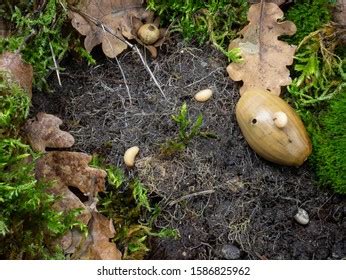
169, 189, 215, 206
49, 41, 62, 87
134, 45, 166, 98
115, 56, 132, 105
69, 7, 166, 98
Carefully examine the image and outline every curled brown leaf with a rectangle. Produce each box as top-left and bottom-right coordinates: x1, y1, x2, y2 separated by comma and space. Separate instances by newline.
35, 151, 107, 225
24, 112, 75, 152
73, 211, 122, 260
69, 0, 152, 58
0, 52, 33, 97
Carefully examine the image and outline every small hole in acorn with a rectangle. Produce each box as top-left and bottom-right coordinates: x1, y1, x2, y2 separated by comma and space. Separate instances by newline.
148, 24, 155, 31
252, 119, 257, 124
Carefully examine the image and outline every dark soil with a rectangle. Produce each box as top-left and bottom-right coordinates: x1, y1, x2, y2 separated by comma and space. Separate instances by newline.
31, 37, 345, 260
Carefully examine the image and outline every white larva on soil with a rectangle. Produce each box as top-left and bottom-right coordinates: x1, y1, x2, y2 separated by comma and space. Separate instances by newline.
124, 146, 140, 167
273, 111, 288, 128
194, 88, 213, 102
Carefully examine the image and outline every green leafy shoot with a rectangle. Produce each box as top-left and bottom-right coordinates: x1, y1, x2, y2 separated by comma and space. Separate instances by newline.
287, 25, 345, 113
132, 179, 151, 212
107, 166, 125, 189
161, 102, 215, 156
172, 102, 203, 144
0, 73, 30, 138
223, 47, 243, 63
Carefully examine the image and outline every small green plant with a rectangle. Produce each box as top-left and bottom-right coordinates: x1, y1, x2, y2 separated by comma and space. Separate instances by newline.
93, 159, 179, 259
0, 0, 95, 90
0, 138, 85, 259
147, 0, 249, 57
161, 102, 216, 156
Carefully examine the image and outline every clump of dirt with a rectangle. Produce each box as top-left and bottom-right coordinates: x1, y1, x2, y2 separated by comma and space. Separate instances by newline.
31, 37, 345, 260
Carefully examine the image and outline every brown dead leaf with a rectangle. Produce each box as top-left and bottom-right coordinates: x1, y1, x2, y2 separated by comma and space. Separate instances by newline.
248, 0, 289, 6
227, 1, 296, 96
69, 0, 152, 58
0, 52, 33, 97
24, 112, 75, 152
72, 211, 122, 260
35, 151, 107, 224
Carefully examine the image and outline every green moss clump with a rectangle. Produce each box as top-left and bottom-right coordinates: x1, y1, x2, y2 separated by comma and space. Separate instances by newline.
0, 138, 85, 259
310, 94, 346, 194
90, 157, 179, 260
147, 0, 249, 57
286, 0, 335, 45
0, 73, 30, 137
0, 1, 71, 90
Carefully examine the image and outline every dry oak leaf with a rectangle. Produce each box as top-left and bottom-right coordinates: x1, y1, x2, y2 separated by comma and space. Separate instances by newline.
248, 0, 290, 6
227, 1, 296, 96
0, 52, 33, 98
35, 151, 107, 225
72, 211, 122, 260
69, 0, 151, 58
24, 112, 75, 152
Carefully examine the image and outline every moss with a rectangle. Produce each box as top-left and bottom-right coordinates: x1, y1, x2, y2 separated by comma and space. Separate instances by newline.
0, 138, 84, 259
0, 73, 30, 138
286, 0, 335, 45
310, 94, 346, 194
0, 1, 71, 90
91, 157, 179, 260
147, 0, 249, 57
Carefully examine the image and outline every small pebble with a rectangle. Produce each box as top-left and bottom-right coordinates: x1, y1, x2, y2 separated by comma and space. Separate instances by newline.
194, 88, 213, 102
221, 244, 241, 260
294, 208, 309, 225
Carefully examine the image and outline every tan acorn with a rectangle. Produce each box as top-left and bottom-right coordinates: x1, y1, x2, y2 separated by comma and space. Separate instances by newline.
235, 88, 312, 166
137, 23, 160, 45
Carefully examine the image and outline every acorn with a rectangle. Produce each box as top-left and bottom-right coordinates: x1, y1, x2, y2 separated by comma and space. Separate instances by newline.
235, 88, 312, 166
137, 23, 160, 45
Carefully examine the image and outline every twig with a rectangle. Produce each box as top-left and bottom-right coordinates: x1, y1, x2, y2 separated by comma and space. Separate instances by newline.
49, 41, 62, 87
134, 45, 166, 98
68, 6, 166, 98
169, 189, 215, 206
115, 56, 132, 105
